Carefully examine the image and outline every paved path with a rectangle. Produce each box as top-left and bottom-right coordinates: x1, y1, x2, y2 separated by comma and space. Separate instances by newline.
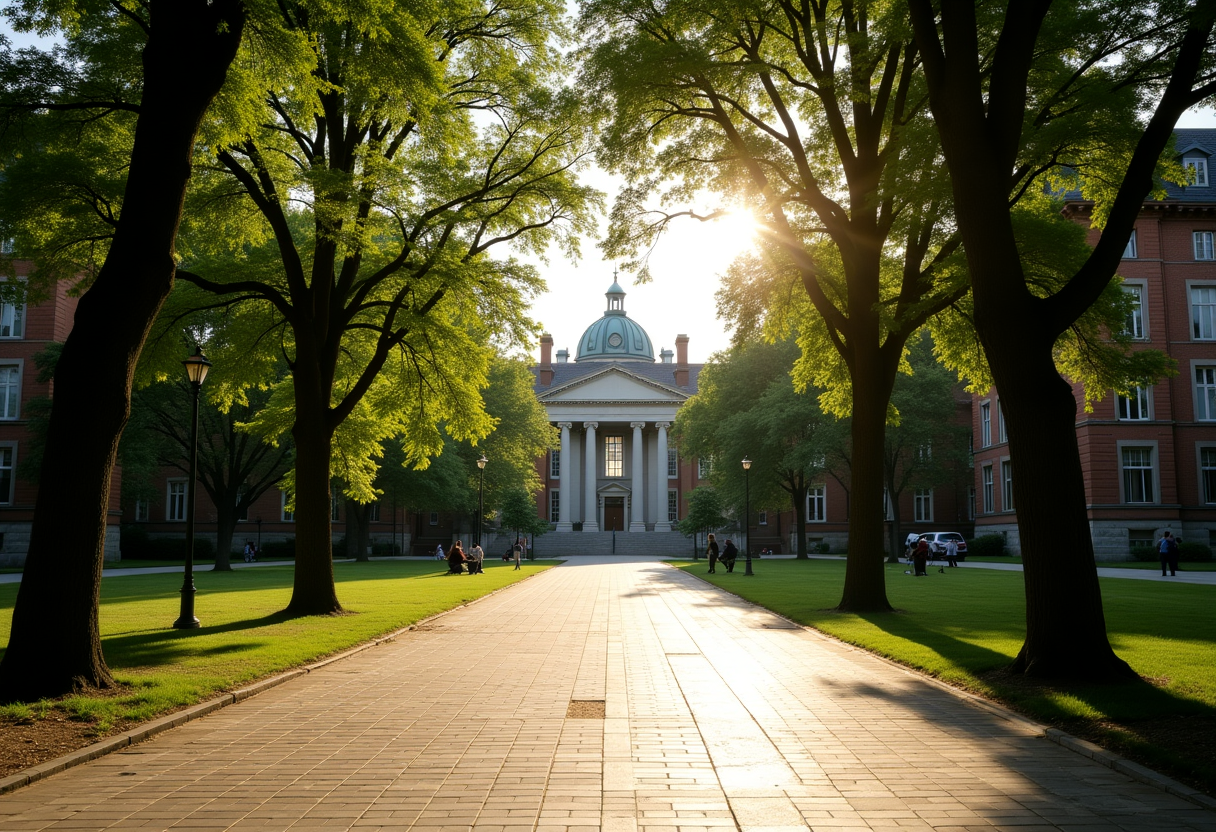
2, 558, 1213, 831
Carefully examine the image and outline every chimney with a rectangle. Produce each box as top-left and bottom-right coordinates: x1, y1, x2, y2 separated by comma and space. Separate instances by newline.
674, 334, 689, 387
556, 348, 569, 363
660, 348, 673, 364
539, 332, 554, 385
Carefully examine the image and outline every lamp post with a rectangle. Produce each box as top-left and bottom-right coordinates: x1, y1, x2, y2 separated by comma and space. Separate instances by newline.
742, 457, 754, 576
175, 346, 211, 629
476, 455, 488, 547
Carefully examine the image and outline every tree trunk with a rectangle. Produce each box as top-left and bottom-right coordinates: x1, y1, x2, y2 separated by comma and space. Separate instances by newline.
837, 345, 900, 612
346, 499, 371, 561
790, 484, 808, 558
987, 334, 1134, 680
886, 491, 903, 564
213, 496, 237, 572
285, 389, 343, 616
0, 3, 244, 702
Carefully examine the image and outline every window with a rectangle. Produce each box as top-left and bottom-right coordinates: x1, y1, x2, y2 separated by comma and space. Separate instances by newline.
1186, 157, 1209, 187
605, 435, 623, 477
428, 511, 438, 525
1121, 446, 1155, 503
882, 489, 893, 521
982, 465, 994, 513
1128, 528, 1155, 557
998, 402, 1007, 443
550, 449, 560, 479
807, 485, 826, 522
134, 499, 149, 522
0, 302, 23, 338
549, 489, 560, 523
698, 457, 712, 479
1123, 230, 1138, 259
917, 443, 932, 462
1194, 231, 1215, 261
280, 491, 294, 522
167, 481, 187, 522
667, 448, 678, 478
236, 492, 249, 522
0, 364, 19, 419
1001, 460, 1014, 511
1117, 386, 1151, 420
758, 510, 768, 526
667, 489, 678, 523
0, 444, 13, 505
0, 238, 12, 254
1123, 284, 1144, 338
369, 502, 381, 522
968, 486, 976, 521
980, 401, 991, 447
1196, 366, 1216, 421
914, 489, 933, 522
1192, 286, 1216, 339
1201, 448, 1216, 504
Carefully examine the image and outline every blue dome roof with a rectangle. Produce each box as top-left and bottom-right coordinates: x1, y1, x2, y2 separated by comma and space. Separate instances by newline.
575, 280, 655, 362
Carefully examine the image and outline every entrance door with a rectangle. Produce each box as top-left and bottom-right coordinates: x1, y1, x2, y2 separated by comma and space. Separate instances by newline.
603, 497, 625, 531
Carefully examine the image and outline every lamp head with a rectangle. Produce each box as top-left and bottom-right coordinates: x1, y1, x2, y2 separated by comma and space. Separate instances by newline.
742, 457, 752, 471
182, 346, 212, 386
477, 455, 488, 470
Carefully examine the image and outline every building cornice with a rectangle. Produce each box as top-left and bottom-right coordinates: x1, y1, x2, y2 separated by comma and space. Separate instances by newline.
1062, 199, 1216, 219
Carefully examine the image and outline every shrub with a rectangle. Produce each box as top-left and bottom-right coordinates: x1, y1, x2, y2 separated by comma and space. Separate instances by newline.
813, 541, 831, 555
371, 541, 401, 556
967, 534, 1006, 557
120, 524, 153, 559
1178, 541, 1213, 562
121, 535, 215, 561
259, 538, 296, 560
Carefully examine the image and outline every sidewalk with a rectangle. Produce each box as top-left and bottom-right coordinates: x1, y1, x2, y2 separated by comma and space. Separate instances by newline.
1, 558, 1213, 831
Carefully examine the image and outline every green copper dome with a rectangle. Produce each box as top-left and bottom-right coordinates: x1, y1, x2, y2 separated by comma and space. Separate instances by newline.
575, 280, 655, 362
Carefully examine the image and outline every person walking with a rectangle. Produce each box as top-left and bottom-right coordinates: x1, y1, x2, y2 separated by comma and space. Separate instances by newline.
1157, 531, 1179, 577
944, 538, 959, 568
706, 533, 719, 573
243, 541, 255, 563
469, 543, 484, 574
513, 540, 523, 570
721, 539, 739, 573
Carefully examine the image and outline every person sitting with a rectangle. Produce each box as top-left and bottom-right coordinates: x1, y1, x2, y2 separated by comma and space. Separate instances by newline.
720, 539, 739, 573
447, 541, 467, 574
435, 543, 445, 561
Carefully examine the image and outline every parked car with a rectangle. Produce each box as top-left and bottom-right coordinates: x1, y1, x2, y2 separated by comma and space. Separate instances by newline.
917, 532, 968, 561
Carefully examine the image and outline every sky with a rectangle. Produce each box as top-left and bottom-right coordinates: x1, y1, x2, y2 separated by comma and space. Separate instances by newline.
3, 20, 1215, 365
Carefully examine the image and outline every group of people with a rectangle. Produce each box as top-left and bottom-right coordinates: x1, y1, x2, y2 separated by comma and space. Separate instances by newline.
904, 534, 959, 577
1157, 531, 1180, 577
242, 541, 259, 563
440, 541, 486, 574
704, 533, 741, 573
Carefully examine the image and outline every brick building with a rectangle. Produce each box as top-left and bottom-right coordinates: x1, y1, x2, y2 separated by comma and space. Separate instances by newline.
972, 129, 1216, 558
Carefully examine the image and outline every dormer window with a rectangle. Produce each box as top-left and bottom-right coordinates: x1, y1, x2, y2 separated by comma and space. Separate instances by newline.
1186, 157, 1209, 187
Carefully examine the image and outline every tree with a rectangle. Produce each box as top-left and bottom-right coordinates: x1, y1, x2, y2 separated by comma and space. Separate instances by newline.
0, 1, 246, 701
162, 0, 596, 616
499, 487, 548, 548
674, 339, 834, 558
581, 0, 967, 611
676, 486, 729, 555
879, 333, 972, 562
131, 381, 292, 569
907, 0, 1216, 678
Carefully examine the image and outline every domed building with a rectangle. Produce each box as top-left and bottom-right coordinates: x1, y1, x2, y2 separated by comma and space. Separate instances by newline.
532, 280, 704, 553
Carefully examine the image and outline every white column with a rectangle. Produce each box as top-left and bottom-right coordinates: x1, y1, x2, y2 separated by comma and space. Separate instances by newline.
629, 422, 646, 532
654, 422, 671, 531
557, 422, 573, 532
583, 421, 599, 533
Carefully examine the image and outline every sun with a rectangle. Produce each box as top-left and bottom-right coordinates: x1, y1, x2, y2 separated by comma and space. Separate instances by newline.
710, 209, 761, 258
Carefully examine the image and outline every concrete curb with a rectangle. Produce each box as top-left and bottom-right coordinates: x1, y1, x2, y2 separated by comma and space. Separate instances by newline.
673, 562, 1216, 811
0, 566, 553, 796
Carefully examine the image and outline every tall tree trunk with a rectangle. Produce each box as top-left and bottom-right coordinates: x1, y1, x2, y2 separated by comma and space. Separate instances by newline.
0, 3, 244, 702
346, 499, 371, 561
285, 393, 343, 616
213, 497, 237, 572
838, 344, 900, 611
789, 483, 808, 559
985, 329, 1133, 680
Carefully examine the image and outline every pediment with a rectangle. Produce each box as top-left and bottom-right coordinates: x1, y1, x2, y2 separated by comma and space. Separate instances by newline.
597, 482, 632, 495
540, 365, 687, 404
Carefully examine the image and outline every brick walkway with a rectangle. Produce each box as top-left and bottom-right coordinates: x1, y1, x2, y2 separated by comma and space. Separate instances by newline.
1, 558, 1212, 831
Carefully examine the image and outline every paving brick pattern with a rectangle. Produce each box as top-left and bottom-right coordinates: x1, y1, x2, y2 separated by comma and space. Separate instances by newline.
1, 559, 1213, 831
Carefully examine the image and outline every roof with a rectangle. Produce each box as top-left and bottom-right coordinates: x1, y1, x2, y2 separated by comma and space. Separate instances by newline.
1063, 128, 1216, 204
534, 360, 702, 396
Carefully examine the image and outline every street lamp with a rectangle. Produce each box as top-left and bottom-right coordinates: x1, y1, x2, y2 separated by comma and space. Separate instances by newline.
742, 457, 754, 576
476, 454, 488, 547
175, 346, 211, 629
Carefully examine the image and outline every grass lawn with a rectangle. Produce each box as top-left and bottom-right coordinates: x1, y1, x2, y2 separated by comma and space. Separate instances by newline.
675, 558, 1216, 792
0, 559, 554, 732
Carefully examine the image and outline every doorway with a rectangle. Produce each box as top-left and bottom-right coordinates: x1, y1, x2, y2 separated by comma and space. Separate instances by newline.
603, 497, 625, 531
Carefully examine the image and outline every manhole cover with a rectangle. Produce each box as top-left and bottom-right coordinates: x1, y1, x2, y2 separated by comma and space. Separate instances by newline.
566, 700, 606, 719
